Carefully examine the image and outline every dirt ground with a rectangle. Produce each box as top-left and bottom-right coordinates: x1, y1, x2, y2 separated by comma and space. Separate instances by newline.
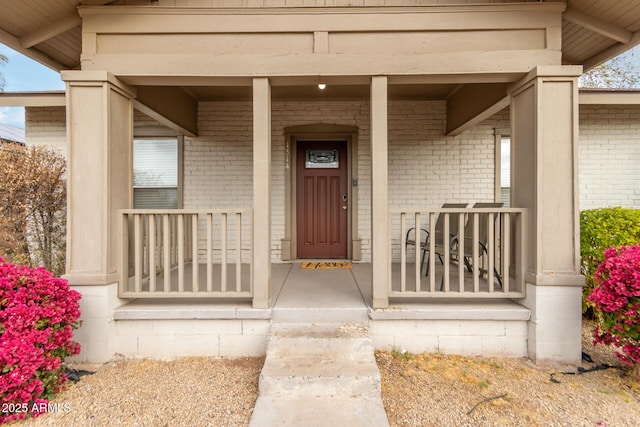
376, 320, 640, 427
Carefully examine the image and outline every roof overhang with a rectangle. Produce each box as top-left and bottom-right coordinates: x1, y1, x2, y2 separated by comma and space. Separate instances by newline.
0, 91, 66, 107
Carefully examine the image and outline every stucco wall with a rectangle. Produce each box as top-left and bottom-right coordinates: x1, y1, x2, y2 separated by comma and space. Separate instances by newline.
579, 105, 640, 210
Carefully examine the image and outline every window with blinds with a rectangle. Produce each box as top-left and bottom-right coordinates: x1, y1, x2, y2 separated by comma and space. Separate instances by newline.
133, 138, 179, 209
500, 137, 511, 207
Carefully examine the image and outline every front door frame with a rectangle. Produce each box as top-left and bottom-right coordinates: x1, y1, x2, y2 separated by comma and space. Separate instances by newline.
282, 124, 360, 261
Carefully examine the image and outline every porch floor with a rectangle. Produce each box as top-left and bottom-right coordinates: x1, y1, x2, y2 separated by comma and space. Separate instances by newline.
271, 262, 371, 323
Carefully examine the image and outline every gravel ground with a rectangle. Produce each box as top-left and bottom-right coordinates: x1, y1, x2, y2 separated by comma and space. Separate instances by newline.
12, 320, 640, 427
377, 320, 640, 427
18, 357, 263, 427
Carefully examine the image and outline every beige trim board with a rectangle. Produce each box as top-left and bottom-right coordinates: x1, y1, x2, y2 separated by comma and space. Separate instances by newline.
579, 91, 640, 105
0, 91, 65, 107
525, 272, 585, 287
63, 272, 119, 286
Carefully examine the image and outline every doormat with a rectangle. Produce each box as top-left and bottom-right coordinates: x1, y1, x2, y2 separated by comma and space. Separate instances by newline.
300, 261, 352, 269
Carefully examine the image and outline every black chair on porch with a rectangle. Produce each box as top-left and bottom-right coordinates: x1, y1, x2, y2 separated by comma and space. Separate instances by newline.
405, 202, 468, 277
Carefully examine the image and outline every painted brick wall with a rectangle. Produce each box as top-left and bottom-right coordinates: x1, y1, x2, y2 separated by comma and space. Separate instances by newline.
26, 101, 640, 264
184, 100, 503, 262
579, 105, 640, 210
25, 107, 67, 157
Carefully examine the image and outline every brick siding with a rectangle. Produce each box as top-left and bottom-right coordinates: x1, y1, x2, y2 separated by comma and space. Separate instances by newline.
579, 105, 640, 210
25, 102, 640, 262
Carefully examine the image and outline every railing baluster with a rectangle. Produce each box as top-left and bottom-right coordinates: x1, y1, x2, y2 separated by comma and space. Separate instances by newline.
207, 213, 213, 292
134, 214, 142, 293
458, 212, 465, 293
162, 214, 170, 293
249, 210, 254, 294
471, 213, 479, 292
149, 214, 156, 293
221, 212, 228, 292
502, 213, 511, 293
177, 214, 185, 292
488, 213, 495, 293
428, 212, 436, 293
236, 212, 242, 293
415, 213, 421, 293
192, 213, 199, 292
400, 212, 406, 293
443, 213, 450, 292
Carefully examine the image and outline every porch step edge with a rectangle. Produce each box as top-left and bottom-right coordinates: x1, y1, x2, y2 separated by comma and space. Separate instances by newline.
114, 302, 271, 320
369, 301, 530, 321
272, 307, 369, 323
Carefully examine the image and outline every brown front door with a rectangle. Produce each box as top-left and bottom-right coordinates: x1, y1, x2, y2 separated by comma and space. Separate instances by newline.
296, 140, 348, 259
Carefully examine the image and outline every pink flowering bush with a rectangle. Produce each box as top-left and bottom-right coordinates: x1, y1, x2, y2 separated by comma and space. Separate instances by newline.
0, 259, 81, 423
587, 246, 640, 374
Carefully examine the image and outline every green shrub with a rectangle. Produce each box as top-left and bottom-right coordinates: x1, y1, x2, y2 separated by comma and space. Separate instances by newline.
580, 207, 640, 314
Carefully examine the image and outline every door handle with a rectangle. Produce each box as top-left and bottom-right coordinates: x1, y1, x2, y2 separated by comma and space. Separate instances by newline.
342, 205, 348, 210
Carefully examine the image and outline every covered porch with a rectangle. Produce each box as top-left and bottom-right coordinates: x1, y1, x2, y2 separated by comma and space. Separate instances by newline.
58, 2, 585, 364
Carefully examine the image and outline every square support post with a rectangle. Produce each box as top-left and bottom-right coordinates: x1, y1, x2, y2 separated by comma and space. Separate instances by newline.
252, 77, 272, 309
61, 70, 134, 362
371, 76, 390, 309
509, 66, 584, 364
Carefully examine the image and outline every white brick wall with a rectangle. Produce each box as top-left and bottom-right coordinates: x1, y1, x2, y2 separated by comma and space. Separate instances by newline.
579, 105, 640, 210
25, 101, 640, 264
25, 107, 67, 157
184, 100, 503, 262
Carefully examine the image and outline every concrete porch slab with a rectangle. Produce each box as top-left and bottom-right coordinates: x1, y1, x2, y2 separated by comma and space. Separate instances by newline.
272, 262, 369, 323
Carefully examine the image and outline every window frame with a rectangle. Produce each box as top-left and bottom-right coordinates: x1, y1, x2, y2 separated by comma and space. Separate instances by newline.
132, 129, 184, 209
494, 127, 511, 207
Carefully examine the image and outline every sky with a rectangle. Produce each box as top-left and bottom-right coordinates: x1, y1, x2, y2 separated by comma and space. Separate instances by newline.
0, 43, 65, 129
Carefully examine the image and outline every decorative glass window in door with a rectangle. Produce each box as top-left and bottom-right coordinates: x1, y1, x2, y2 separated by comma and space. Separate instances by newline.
306, 149, 339, 168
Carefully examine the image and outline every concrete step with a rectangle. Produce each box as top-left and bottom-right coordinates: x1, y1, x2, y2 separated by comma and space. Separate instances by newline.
272, 307, 369, 324
268, 323, 373, 354
259, 357, 381, 396
251, 393, 389, 427
249, 322, 389, 427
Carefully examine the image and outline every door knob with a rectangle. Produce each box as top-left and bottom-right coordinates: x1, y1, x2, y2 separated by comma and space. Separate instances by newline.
342, 205, 348, 210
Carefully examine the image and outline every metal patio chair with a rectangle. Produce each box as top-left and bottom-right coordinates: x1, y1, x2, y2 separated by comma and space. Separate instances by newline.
454, 202, 504, 288
405, 202, 468, 276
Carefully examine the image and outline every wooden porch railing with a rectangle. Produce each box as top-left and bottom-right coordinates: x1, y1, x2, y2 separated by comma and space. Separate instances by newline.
390, 207, 527, 298
119, 209, 252, 298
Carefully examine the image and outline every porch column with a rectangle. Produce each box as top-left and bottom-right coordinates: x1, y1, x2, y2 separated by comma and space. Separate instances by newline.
371, 76, 389, 309
252, 77, 271, 309
509, 66, 584, 364
61, 70, 134, 362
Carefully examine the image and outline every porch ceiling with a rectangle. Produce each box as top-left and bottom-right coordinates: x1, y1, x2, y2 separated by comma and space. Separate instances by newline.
182, 84, 459, 102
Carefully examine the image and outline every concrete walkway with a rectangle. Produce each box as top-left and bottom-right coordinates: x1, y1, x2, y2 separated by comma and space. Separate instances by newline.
249, 265, 390, 426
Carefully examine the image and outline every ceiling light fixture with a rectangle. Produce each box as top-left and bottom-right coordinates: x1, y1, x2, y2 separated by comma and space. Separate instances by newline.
318, 83, 327, 90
